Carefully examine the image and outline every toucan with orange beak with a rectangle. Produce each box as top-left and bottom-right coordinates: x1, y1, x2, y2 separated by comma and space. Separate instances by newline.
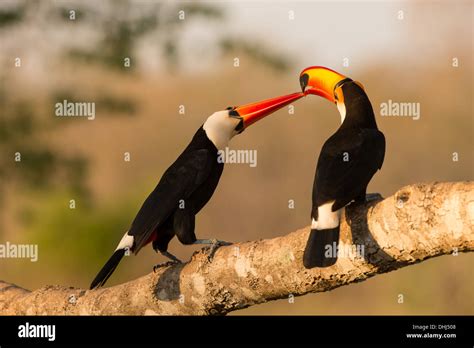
299, 66, 385, 268
90, 91, 304, 289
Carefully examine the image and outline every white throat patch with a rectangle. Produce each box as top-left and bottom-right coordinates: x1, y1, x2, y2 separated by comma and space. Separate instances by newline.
337, 101, 346, 124
203, 111, 240, 149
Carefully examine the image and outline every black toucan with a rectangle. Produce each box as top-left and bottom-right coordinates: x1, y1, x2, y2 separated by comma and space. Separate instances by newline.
299, 66, 385, 268
90, 91, 304, 289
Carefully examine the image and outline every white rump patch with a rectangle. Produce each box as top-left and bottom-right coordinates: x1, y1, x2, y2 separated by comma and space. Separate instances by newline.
115, 231, 134, 251
312, 201, 342, 229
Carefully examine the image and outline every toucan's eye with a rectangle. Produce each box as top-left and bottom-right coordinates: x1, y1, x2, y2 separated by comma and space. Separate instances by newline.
334, 93, 339, 101
226, 106, 233, 110
229, 109, 240, 117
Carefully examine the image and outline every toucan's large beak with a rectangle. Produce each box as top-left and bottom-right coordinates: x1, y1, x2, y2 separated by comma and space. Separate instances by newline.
230, 92, 305, 129
299, 66, 348, 103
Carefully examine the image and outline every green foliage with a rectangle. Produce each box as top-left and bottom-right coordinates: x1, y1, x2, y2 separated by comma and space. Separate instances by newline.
0, 101, 35, 143
25, 191, 136, 272
97, 95, 137, 115
0, 1, 291, 73
61, 156, 90, 202
0, 5, 25, 28
0, 98, 90, 200
220, 38, 291, 72
12, 148, 57, 189
59, 7, 84, 21
179, 3, 223, 19
63, 2, 162, 71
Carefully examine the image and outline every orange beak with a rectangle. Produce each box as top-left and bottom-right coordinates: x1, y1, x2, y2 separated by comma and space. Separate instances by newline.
231, 92, 305, 130
299, 66, 349, 103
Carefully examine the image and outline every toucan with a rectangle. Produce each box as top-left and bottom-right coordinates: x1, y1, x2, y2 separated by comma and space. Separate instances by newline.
90, 91, 304, 289
299, 66, 385, 268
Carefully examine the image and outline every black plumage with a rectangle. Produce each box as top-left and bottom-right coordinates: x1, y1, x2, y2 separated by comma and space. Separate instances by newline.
304, 81, 385, 268
90, 249, 126, 289
129, 126, 223, 253
90, 126, 223, 289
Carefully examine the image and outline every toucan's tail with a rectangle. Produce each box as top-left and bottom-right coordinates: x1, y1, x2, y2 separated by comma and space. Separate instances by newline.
90, 249, 126, 290
303, 226, 340, 268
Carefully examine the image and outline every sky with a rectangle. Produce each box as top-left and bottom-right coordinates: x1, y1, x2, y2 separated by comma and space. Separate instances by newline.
173, 0, 472, 74
0, 1, 472, 77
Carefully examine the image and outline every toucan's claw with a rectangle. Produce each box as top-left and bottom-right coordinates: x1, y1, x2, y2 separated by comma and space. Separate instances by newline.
194, 239, 233, 262
153, 259, 182, 272
365, 193, 383, 202
153, 250, 182, 272
207, 239, 232, 262
351, 192, 383, 207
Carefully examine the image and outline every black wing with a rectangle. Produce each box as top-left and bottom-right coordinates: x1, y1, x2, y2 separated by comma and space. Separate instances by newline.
312, 128, 385, 215
129, 148, 214, 253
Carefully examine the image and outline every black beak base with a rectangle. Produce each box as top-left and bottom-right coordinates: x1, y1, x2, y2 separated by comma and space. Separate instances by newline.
300, 73, 309, 93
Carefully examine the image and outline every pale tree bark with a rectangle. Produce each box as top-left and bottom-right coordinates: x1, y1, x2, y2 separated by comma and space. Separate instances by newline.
1, 181, 472, 315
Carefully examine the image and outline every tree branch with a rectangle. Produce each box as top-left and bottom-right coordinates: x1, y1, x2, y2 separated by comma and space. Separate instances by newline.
1, 181, 473, 315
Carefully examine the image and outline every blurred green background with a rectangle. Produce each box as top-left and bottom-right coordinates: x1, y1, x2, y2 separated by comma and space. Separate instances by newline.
1, 0, 472, 315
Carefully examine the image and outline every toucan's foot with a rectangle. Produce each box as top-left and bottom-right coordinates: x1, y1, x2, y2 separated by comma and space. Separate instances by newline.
194, 239, 233, 261
208, 239, 233, 261
153, 260, 181, 272
153, 250, 182, 272
351, 193, 382, 208
365, 193, 383, 202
